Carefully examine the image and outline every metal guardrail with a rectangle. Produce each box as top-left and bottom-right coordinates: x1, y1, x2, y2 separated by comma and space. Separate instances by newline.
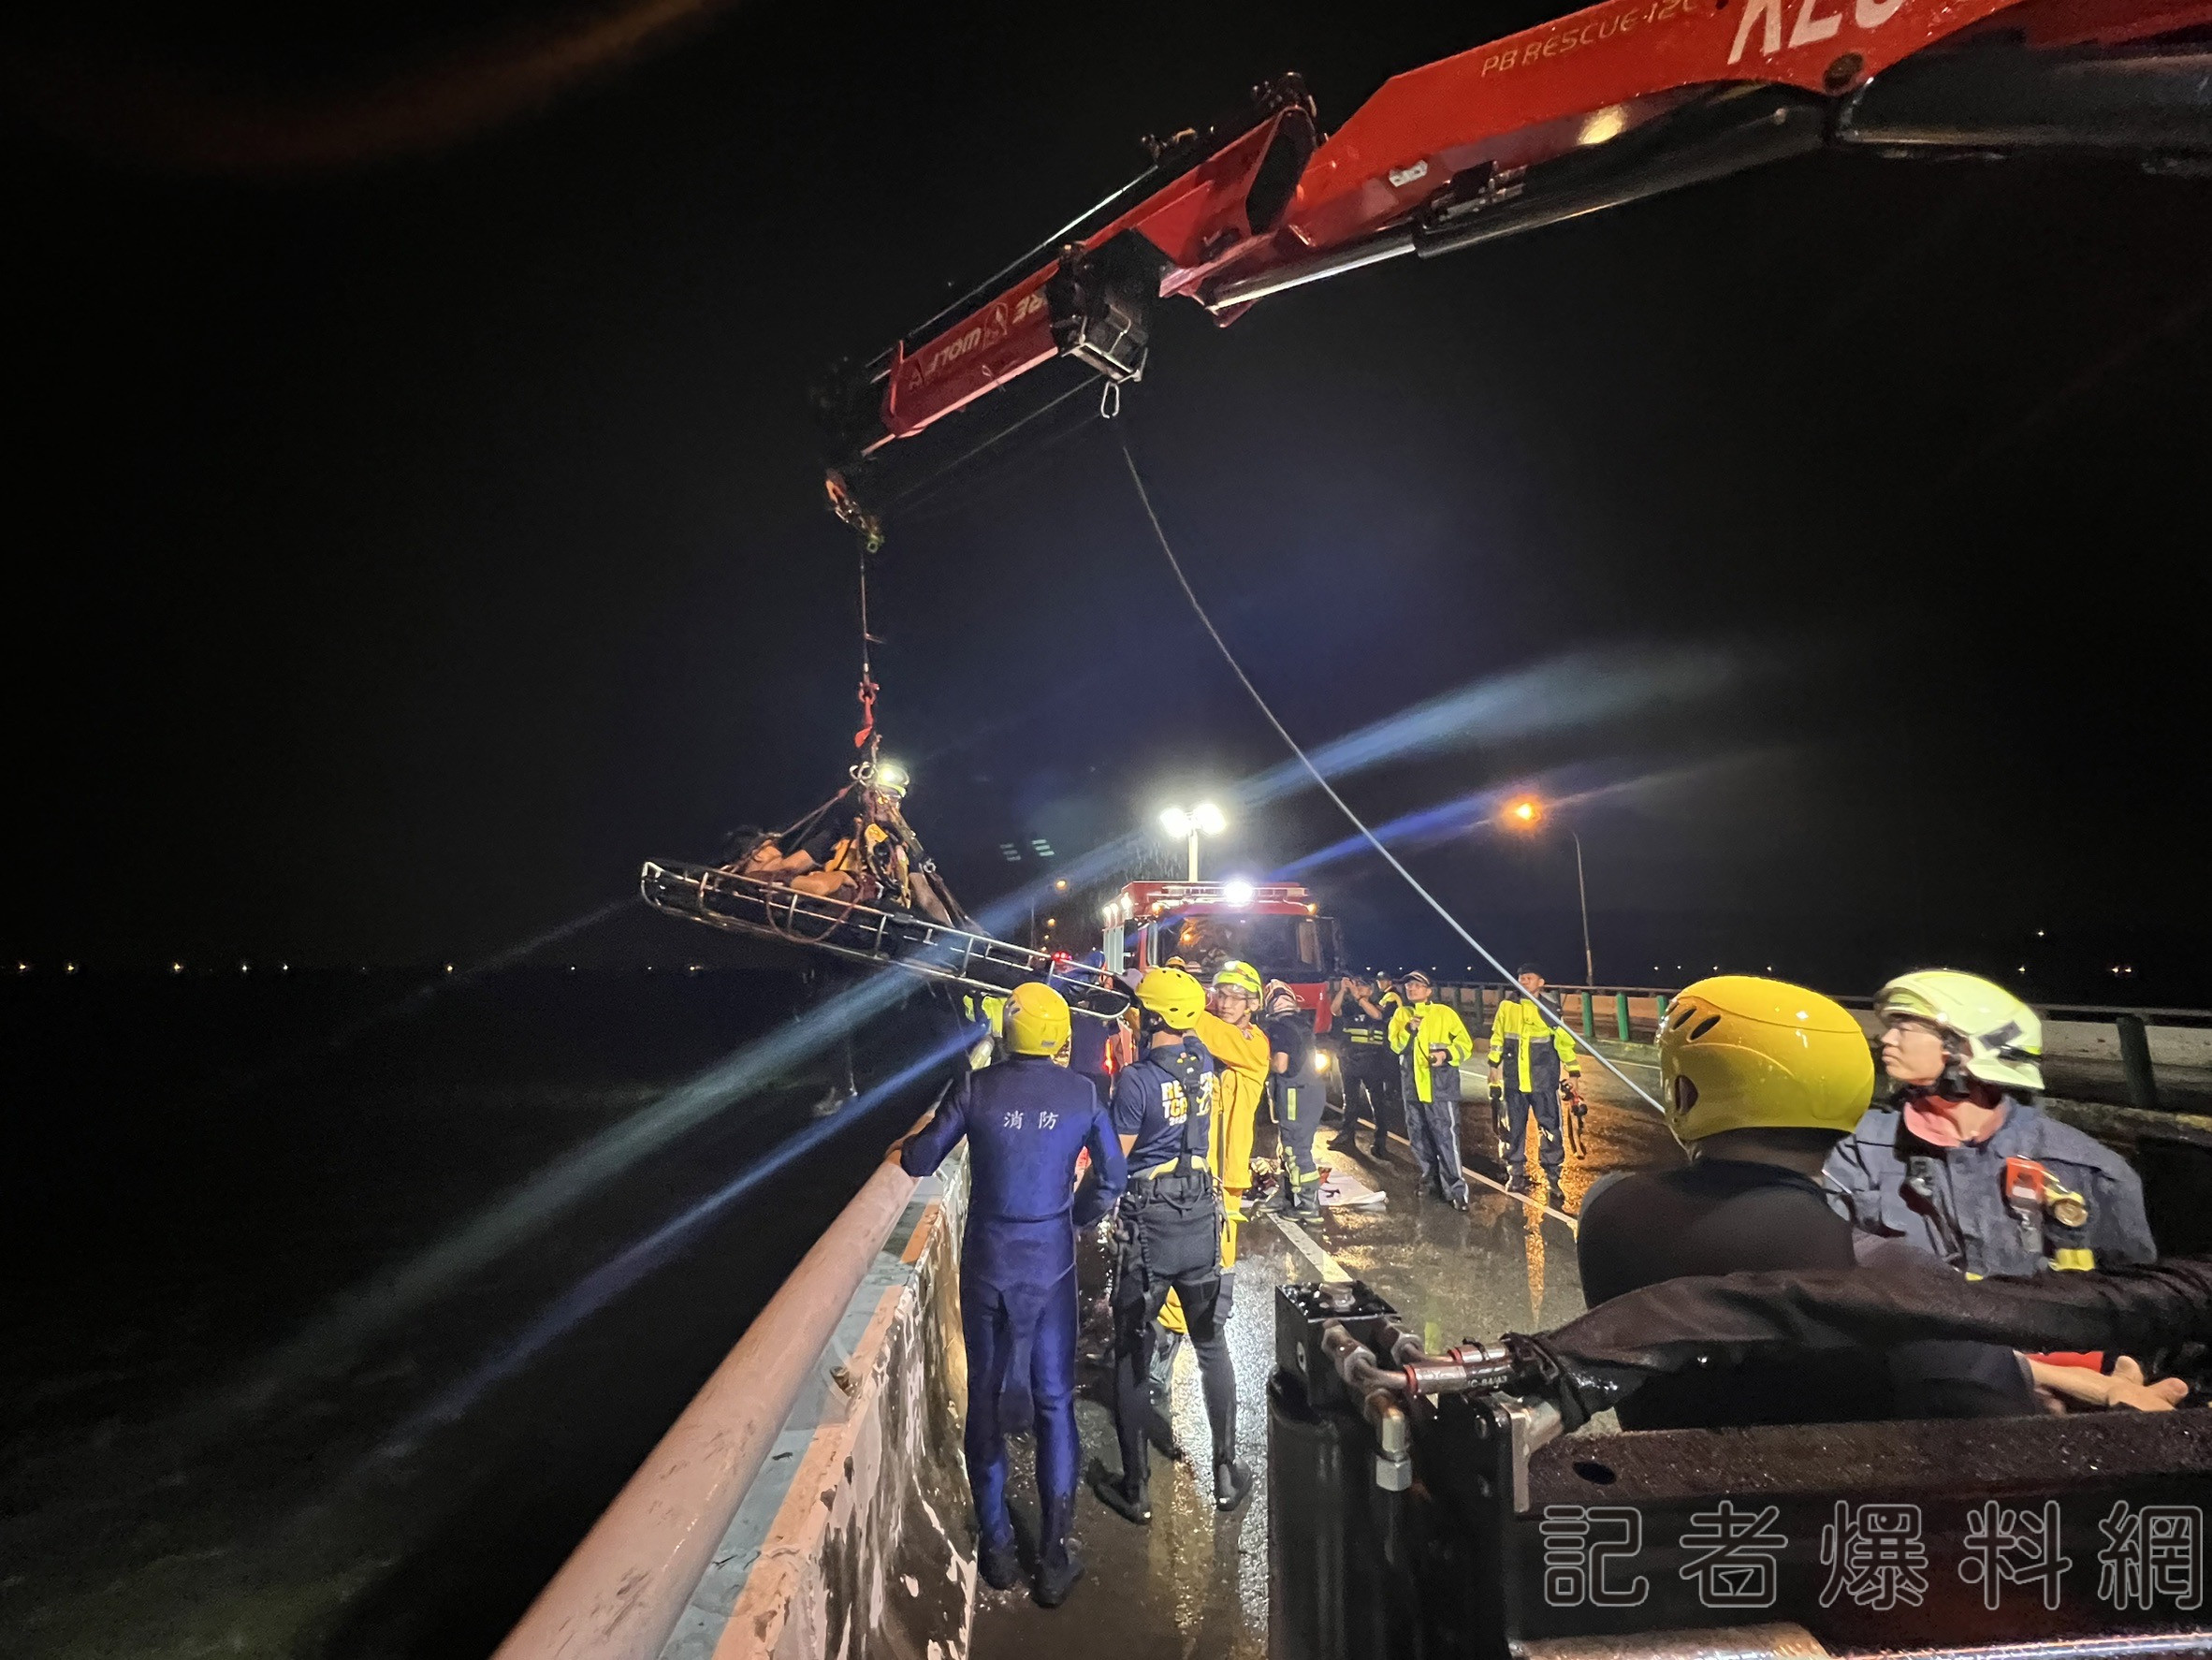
493, 1129, 931, 1660
1429, 983, 2211, 1115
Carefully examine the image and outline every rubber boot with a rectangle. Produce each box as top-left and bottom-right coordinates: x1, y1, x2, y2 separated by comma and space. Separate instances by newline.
1214, 1459, 1256, 1514
1292, 1185, 1322, 1221
1093, 1469, 1151, 1524
1036, 1495, 1084, 1607
979, 1535, 1022, 1592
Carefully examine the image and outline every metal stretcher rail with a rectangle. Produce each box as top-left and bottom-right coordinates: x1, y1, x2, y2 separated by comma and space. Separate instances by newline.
639, 859, 1131, 1020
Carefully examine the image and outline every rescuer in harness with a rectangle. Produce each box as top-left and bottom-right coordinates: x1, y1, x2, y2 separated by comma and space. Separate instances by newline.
1264, 979, 1324, 1219
1151, 961, 1273, 1405
1330, 970, 1399, 1158
1388, 970, 1474, 1209
1578, 975, 2049, 1427
1825, 969, 2156, 1277
1487, 963, 1581, 1203
1097, 968, 1254, 1523
733, 762, 958, 925
896, 983, 1125, 1607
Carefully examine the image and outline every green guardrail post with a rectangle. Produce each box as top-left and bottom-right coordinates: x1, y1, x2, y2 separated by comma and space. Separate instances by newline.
1616, 990, 1632, 1042
1580, 991, 1595, 1040
2116, 1014, 2161, 1112
1654, 992, 1669, 1028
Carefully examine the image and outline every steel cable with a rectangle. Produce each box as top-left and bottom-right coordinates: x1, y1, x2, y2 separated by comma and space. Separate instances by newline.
1117, 432, 1667, 1118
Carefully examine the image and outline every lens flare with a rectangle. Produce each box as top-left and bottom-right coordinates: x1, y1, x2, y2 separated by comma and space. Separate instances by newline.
375, 1025, 974, 1455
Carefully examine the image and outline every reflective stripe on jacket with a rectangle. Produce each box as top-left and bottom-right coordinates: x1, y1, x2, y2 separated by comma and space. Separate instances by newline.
1823, 1100, 2156, 1277
1488, 995, 1580, 1092
1388, 1002, 1474, 1104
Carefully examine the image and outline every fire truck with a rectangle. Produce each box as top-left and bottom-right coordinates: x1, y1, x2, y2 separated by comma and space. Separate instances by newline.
1101, 879, 1345, 1030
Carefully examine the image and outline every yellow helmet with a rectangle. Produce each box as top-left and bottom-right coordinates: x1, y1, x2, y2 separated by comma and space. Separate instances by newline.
1658, 976, 1874, 1146
1212, 959, 1263, 999
1136, 967, 1206, 1031
1004, 983, 1072, 1060
1876, 970, 2044, 1093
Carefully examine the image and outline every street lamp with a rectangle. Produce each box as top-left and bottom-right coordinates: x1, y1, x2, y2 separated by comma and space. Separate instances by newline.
1159, 802, 1227, 881
1503, 795, 1594, 986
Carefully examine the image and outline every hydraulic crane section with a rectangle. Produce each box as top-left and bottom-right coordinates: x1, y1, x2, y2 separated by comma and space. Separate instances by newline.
822, 0, 2212, 503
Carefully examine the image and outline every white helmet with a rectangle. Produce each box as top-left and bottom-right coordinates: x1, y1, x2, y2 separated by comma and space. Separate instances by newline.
1875, 969, 2043, 1094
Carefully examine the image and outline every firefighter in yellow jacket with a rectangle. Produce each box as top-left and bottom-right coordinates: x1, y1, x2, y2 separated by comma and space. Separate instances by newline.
1388, 971, 1474, 1209
1488, 962, 1581, 1201
1157, 960, 1272, 1353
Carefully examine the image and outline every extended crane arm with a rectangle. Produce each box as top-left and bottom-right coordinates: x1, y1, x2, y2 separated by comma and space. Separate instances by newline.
821, 0, 2212, 514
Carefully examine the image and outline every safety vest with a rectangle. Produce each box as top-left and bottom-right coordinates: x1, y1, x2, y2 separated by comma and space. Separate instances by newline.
1336, 994, 1389, 1048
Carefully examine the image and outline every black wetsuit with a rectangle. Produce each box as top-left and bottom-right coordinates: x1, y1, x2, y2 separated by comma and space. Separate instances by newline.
1578, 1159, 2034, 1430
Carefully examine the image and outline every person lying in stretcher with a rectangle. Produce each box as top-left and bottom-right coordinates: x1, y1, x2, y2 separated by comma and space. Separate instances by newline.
729, 762, 958, 925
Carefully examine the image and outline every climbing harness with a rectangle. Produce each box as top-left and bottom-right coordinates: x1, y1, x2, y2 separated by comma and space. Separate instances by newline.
639, 468, 1129, 1018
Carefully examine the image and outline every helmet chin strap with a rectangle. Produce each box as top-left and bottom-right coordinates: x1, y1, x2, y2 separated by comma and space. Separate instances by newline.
1919, 1039, 1978, 1100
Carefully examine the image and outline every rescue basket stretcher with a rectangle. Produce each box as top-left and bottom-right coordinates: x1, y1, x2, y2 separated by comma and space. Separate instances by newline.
639, 858, 1131, 1021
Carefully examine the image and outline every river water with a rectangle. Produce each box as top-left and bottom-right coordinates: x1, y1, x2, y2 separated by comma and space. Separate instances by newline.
1, 963, 964, 1658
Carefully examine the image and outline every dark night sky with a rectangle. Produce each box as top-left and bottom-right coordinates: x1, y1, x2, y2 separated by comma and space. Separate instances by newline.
6, 0, 2210, 1000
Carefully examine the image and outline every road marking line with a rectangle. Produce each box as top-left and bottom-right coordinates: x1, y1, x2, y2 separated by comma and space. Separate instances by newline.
1271, 1213, 1351, 1282
1368, 1127, 1580, 1230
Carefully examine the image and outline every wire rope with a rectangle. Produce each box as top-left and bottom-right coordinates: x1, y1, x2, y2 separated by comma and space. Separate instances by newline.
1117, 431, 1667, 1118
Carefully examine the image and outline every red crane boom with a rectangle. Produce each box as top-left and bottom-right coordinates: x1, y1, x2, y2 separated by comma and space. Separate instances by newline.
819, 0, 2212, 516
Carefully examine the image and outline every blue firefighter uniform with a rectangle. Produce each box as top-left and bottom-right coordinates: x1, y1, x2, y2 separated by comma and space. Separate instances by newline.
1824, 1099, 2155, 1277
1102, 1032, 1243, 1513
902, 1055, 1126, 1580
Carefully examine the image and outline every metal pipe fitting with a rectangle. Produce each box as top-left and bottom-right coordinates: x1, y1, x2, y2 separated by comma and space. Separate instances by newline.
1364, 1390, 1413, 1493
1322, 1319, 1406, 1396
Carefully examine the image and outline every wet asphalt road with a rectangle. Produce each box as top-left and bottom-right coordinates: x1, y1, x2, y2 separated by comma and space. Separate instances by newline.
968, 1056, 1680, 1660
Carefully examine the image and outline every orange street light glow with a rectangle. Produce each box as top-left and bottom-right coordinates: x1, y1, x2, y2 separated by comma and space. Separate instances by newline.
1506, 797, 1541, 826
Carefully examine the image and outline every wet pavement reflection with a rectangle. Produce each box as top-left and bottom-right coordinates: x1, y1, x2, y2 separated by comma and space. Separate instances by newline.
968, 1056, 1680, 1660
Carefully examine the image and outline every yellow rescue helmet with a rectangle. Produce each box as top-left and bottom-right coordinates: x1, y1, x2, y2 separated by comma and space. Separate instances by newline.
1136, 966, 1206, 1031
1658, 976, 1874, 1146
1876, 969, 2044, 1094
1004, 982, 1073, 1060
1212, 959, 1263, 999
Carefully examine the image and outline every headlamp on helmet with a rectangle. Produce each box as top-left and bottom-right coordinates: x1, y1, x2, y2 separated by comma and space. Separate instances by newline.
1212, 960, 1263, 1000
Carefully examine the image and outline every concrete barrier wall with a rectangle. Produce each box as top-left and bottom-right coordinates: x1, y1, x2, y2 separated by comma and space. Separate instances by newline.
662, 1154, 976, 1660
